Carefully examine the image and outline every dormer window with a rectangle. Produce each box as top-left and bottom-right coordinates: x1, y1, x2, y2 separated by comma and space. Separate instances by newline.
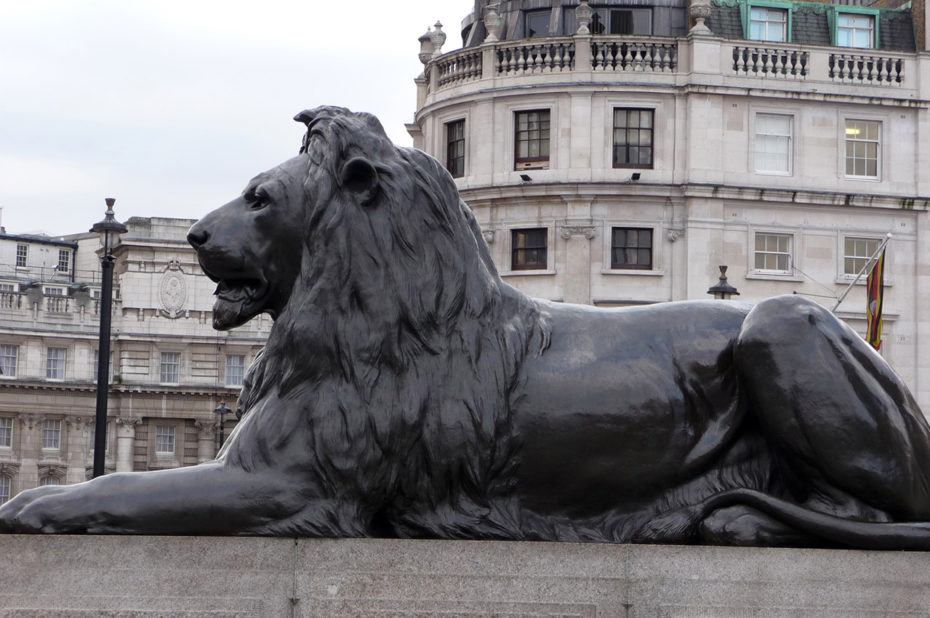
837, 13, 874, 48
750, 7, 788, 42
590, 9, 652, 35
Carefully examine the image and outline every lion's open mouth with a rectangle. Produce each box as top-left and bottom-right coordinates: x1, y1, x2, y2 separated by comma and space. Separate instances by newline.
208, 274, 271, 330
215, 279, 268, 303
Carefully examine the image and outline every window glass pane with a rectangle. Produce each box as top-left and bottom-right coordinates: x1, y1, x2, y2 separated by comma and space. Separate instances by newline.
155, 425, 176, 453
42, 419, 61, 449
160, 352, 180, 383
525, 10, 550, 38
46, 348, 66, 379
40, 477, 60, 486
226, 355, 245, 386
511, 229, 548, 270
0, 345, 17, 377
0, 476, 10, 504
613, 108, 654, 169
611, 228, 653, 270
0, 417, 12, 447
754, 233, 791, 272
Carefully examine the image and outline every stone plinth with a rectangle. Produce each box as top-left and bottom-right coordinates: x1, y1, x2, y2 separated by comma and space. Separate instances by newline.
2, 536, 930, 616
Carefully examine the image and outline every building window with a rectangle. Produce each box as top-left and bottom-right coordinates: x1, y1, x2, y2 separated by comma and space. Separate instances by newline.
160, 352, 180, 384
844, 237, 881, 276
611, 228, 653, 270
57, 250, 70, 274
837, 13, 874, 49
0, 417, 12, 448
43, 287, 64, 296
525, 9, 550, 38
613, 109, 654, 169
0, 345, 17, 377
750, 7, 788, 42
511, 228, 548, 271
155, 425, 176, 454
754, 113, 792, 174
590, 8, 652, 34
446, 119, 465, 178
0, 476, 10, 505
226, 355, 245, 387
514, 110, 550, 170
15, 244, 27, 268
46, 347, 66, 380
845, 120, 880, 178
754, 233, 792, 273
42, 419, 61, 450
40, 476, 61, 486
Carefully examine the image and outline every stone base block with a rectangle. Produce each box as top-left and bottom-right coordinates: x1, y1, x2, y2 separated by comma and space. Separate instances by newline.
2, 536, 929, 617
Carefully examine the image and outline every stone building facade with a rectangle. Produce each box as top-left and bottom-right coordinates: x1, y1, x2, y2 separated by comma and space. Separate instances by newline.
0, 218, 270, 503
408, 0, 930, 413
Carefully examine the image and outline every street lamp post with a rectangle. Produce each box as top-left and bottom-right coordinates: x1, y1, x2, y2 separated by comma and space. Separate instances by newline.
214, 402, 232, 452
91, 198, 127, 478
707, 265, 740, 300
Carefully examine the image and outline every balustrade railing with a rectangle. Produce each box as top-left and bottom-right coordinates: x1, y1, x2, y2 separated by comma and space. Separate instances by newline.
496, 38, 575, 75
591, 37, 677, 72
0, 292, 20, 310
732, 45, 808, 78
435, 49, 483, 88
45, 296, 70, 313
829, 53, 903, 85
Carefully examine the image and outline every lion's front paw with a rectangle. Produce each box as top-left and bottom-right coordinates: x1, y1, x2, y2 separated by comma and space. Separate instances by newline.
0, 486, 73, 534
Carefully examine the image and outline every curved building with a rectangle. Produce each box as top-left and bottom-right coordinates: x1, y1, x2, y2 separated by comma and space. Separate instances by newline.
409, 0, 930, 410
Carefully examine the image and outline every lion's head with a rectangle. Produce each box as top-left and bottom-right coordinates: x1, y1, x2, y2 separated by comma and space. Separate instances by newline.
189, 106, 550, 536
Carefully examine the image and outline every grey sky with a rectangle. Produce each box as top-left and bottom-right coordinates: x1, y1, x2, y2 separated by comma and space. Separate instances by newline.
0, 0, 468, 236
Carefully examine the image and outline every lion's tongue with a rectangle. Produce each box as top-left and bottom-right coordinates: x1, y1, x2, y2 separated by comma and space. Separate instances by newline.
215, 281, 249, 302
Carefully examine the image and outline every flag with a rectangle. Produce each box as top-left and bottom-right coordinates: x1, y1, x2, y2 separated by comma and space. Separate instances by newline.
866, 250, 885, 350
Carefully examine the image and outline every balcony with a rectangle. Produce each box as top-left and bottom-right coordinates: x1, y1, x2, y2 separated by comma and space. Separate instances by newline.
420, 33, 922, 108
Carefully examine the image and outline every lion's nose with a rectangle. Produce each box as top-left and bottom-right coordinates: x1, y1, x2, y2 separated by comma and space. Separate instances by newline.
187, 224, 208, 251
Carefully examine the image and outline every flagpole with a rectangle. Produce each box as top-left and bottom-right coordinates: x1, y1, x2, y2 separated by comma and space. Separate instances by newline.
831, 232, 892, 313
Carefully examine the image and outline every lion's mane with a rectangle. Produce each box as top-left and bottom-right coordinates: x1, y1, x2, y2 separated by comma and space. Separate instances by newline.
230, 106, 550, 538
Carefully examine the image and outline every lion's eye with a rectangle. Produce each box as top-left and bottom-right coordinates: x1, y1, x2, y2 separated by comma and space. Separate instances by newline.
248, 189, 270, 211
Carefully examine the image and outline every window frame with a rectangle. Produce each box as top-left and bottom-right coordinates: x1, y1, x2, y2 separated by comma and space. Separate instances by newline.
514, 109, 551, 170
510, 228, 549, 272
159, 351, 181, 384
610, 227, 654, 271
753, 112, 793, 175
154, 424, 176, 454
612, 108, 655, 170
842, 236, 883, 278
742, 1, 793, 43
0, 344, 18, 378
15, 244, 27, 268
45, 347, 66, 380
445, 119, 466, 179
524, 9, 552, 38
0, 416, 12, 448
844, 118, 881, 180
831, 7, 879, 49
225, 354, 246, 387
57, 250, 71, 274
0, 475, 10, 505
753, 232, 793, 275
42, 418, 62, 450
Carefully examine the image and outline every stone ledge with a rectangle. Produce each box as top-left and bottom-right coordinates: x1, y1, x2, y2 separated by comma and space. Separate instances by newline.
2, 536, 929, 617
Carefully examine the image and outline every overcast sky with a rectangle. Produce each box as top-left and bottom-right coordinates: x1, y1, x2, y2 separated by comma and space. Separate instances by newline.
0, 0, 469, 237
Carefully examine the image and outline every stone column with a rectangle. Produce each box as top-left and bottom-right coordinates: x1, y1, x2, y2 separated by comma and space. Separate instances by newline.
194, 420, 217, 463
115, 417, 141, 473
560, 224, 597, 304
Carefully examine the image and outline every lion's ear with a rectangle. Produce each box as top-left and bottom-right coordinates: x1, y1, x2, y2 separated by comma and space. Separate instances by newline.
340, 157, 380, 207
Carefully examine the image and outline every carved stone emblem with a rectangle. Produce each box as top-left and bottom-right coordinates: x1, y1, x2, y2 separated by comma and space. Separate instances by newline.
159, 259, 187, 319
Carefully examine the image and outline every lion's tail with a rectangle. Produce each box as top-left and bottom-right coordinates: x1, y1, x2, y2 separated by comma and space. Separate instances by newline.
698, 488, 930, 550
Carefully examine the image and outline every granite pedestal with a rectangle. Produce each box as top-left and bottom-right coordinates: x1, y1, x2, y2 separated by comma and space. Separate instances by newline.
1, 536, 928, 617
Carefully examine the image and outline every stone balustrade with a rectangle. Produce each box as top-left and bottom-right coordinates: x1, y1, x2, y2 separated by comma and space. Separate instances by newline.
496, 37, 576, 75
591, 36, 677, 72
424, 34, 918, 99
732, 44, 809, 79
829, 52, 905, 85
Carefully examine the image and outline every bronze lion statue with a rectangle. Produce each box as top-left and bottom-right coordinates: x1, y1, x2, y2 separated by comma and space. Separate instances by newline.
3, 105, 930, 549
